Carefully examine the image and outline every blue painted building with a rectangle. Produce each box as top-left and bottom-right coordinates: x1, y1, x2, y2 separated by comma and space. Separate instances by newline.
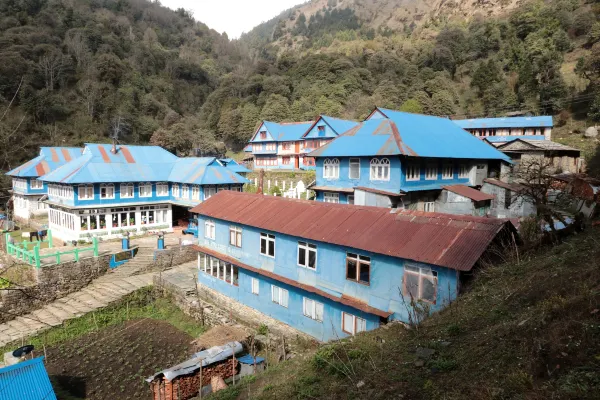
0, 357, 57, 400
309, 108, 512, 211
6, 147, 82, 221
300, 116, 360, 170
453, 115, 553, 141
191, 191, 512, 341
16, 143, 250, 242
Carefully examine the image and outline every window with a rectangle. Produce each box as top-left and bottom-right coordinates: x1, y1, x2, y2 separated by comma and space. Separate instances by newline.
181, 184, 189, 199
349, 158, 360, 179
260, 233, 275, 257
251, 278, 259, 295
298, 241, 317, 270
30, 179, 43, 189
323, 192, 339, 203
458, 165, 469, 178
424, 202, 435, 212
139, 183, 152, 197
120, 183, 134, 198
205, 220, 215, 240
200, 255, 238, 286
504, 188, 512, 209
317, 125, 326, 136
323, 158, 339, 179
78, 184, 94, 200
303, 298, 324, 322
442, 164, 453, 179
370, 158, 390, 181
204, 186, 216, 200
265, 143, 276, 151
172, 184, 180, 197
229, 226, 242, 247
271, 285, 288, 307
304, 157, 315, 167
425, 164, 437, 180
100, 184, 115, 199
156, 183, 169, 197
347, 195, 354, 205
260, 131, 267, 139
403, 264, 438, 304
346, 253, 370, 285
406, 164, 420, 181
282, 156, 291, 165
282, 143, 291, 150
230, 186, 242, 192
192, 185, 200, 200
342, 312, 366, 335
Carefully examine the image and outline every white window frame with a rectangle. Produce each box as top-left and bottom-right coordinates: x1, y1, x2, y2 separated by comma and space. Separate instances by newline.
204, 186, 216, 200
323, 158, 340, 179
347, 195, 354, 205
100, 184, 115, 199
303, 297, 324, 322
251, 277, 259, 295
229, 226, 242, 248
323, 192, 339, 203
458, 164, 469, 178
260, 232, 275, 258
442, 164, 453, 179
181, 184, 189, 199
172, 184, 180, 197
341, 312, 366, 335
346, 252, 371, 285
30, 179, 44, 189
425, 164, 438, 180
297, 241, 317, 270
370, 158, 390, 181
192, 185, 201, 200
78, 184, 94, 200
205, 220, 215, 240
424, 201, 435, 212
120, 183, 134, 198
349, 158, 360, 180
271, 285, 288, 308
156, 182, 169, 197
403, 264, 438, 304
139, 183, 152, 198
406, 164, 420, 181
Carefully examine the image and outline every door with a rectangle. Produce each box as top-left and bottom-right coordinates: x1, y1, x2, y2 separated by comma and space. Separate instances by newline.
294, 156, 299, 169
295, 141, 300, 153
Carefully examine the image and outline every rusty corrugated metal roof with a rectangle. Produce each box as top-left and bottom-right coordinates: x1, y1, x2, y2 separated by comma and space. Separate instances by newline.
483, 178, 524, 192
442, 185, 495, 202
191, 192, 512, 271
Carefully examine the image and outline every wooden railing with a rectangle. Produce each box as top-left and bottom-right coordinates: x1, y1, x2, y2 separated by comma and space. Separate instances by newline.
5, 233, 99, 268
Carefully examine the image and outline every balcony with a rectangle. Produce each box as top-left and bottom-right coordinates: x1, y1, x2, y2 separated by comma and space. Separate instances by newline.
252, 147, 277, 155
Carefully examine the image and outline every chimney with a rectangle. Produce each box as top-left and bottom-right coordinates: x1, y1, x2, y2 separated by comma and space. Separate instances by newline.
111, 138, 118, 154
257, 169, 264, 195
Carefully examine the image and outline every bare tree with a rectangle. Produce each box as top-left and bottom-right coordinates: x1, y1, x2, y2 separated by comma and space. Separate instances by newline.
38, 52, 68, 91
109, 115, 130, 141
65, 30, 91, 69
77, 79, 101, 118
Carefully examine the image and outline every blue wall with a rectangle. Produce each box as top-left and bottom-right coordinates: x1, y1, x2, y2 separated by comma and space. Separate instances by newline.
304, 121, 337, 139
11, 178, 47, 196
196, 215, 460, 340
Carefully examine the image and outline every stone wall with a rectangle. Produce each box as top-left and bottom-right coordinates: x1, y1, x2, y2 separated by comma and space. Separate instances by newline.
0, 254, 110, 323
140, 245, 196, 273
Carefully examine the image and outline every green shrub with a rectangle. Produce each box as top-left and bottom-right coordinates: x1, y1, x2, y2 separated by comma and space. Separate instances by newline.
257, 324, 269, 335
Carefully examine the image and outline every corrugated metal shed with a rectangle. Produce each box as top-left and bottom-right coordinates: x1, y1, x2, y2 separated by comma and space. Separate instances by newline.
250, 121, 314, 143
7, 147, 82, 178
0, 357, 57, 400
442, 185, 495, 202
453, 116, 553, 129
191, 191, 513, 271
309, 109, 511, 161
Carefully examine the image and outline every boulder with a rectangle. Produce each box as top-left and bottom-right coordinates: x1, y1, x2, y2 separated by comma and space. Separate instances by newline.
584, 126, 598, 138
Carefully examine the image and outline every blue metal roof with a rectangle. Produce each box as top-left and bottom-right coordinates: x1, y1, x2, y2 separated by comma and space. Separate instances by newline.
453, 116, 553, 129
310, 108, 511, 161
219, 159, 251, 174
39, 144, 249, 185
0, 357, 57, 400
7, 147, 82, 178
250, 121, 313, 143
484, 135, 547, 143
301, 115, 359, 138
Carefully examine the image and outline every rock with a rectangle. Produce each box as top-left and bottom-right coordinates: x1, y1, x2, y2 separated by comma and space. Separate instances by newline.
439, 341, 451, 347
254, 334, 267, 343
584, 127, 598, 138
414, 360, 425, 367
415, 347, 436, 360
356, 380, 365, 388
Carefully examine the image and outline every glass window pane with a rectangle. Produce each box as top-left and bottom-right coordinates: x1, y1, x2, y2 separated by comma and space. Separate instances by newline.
405, 273, 419, 299
298, 247, 306, 266
359, 263, 370, 284
260, 237, 266, 254
303, 298, 312, 317
281, 289, 288, 307
308, 249, 316, 269
315, 302, 324, 322
356, 317, 366, 333
268, 241, 275, 257
347, 258, 357, 280
343, 313, 354, 334
421, 275, 436, 302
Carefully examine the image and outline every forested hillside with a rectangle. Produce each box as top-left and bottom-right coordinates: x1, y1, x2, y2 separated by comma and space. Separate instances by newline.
2, 0, 600, 173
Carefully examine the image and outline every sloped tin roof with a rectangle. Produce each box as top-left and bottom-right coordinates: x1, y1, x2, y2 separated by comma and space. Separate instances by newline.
453, 116, 553, 129
7, 147, 82, 178
442, 185, 495, 202
309, 108, 511, 161
301, 115, 360, 138
0, 357, 57, 400
250, 121, 314, 143
190, 191, 512, 271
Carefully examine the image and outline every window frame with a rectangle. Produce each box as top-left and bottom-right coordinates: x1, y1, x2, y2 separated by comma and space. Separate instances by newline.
406, 164, 420, 181
425, 164, 438, 180
191, 185, 201, 200
120, 183, 134, 199
260, 232, 276, 258
458, 164, 469, 179
303, 297, 324, 322
251, 277, 259, 295
323, 192, 339, 203
139, 183, 152, 198
297, 241, 317, 270
229, 226, 242, 248
30, 179, 44, 189
424, 201, 435, 212
271, 285, 288, 308
156, 182, 169, 197
402, 264, 438, 305
204, 186, 217, 200
205, 220, 215, 240
78, 184, 94, 200
323, 158, 340, 180
345, 252, 371, 285
172, 184, 180, 197
100, 184, 115, 199
341, 312, 367, 335
181, 184, 189, 199
347, 195, 355, 205
441, 164, 453, 179
349, 158, 360, 180
370, 158, 390, 181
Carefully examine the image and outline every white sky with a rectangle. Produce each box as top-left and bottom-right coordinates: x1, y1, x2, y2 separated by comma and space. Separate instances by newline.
160, 0, 306, 39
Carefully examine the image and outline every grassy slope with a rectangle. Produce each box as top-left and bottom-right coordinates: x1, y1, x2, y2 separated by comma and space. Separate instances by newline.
211, 227, 600, 400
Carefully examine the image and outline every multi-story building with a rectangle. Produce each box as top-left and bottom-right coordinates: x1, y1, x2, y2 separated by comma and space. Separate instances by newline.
300, 116, 359, 169
23, 143, 248, 242
308, 107, 511, 212
453, 116, 553, 142
249, 121, 313, 170
191, 191, 514, 341
7, 147, 82, 221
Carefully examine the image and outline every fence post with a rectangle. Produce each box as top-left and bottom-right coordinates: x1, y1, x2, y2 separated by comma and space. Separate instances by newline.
74, 248, 79, 262
55, 251, 60, 264
34, 245, 40, 269
93, 237, 99, 257
47, 230, 53, 248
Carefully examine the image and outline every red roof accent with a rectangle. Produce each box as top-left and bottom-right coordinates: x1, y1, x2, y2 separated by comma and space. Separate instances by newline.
193, 244, 392, 318
61, 148, 72, 162
98, 146, 111, 163
35, 163, 46, 176
190, 192, 513, 271
442, 185, 495, 202
120, 146, 135, 163
50, 148, 59, 162
354, 186, 404, 197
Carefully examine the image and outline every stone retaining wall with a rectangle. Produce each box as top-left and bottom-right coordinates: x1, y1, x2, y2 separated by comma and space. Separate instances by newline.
0, 254, 111, 323
141, 245, 196, 273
